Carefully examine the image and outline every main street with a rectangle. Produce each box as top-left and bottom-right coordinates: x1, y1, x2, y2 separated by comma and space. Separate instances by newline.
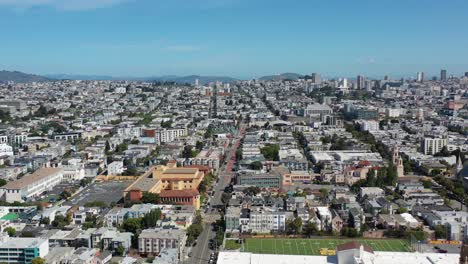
184, 124, 245, 264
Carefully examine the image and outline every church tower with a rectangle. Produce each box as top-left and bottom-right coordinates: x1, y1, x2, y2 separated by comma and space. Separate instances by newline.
393, 146, 405, 177
454, 153, 464, 179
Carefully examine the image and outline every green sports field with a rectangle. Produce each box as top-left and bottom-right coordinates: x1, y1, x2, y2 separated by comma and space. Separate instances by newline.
242, 238, 411, 255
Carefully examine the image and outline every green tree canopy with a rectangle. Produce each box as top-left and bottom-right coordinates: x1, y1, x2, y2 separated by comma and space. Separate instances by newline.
4, 227, 16, 237
142, 209, 162, 229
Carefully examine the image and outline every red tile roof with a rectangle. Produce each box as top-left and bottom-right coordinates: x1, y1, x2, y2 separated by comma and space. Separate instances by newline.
183, 165, 210, 171
159, 189, 200, 197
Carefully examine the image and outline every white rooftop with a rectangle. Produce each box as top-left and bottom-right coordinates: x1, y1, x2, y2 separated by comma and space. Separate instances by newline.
217, 251, 459, 264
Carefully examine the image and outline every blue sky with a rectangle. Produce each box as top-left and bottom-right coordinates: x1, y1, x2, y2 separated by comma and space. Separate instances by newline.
1, 0, 468, 79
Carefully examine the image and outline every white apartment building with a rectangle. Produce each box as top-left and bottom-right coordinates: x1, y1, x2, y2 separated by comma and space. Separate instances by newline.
0, 134, 27, 145
155, 128, 187, 143
116, 126, 142, 139
247, 210, 287, 233
0, 167, 64, 203
304, 103, 332, 117
0, 144, 13, 156
182, 149, 222, 170
62, 164, 85, 181
358, 120, 379, 131
421, 137, 448, 155
108, 161, 124, 175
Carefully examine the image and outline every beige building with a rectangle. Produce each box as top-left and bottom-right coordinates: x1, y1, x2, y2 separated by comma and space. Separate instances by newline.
1, 167, 64, 203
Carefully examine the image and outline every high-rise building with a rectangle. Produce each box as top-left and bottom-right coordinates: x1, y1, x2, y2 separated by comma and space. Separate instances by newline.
465, 72, 468, 77
357, 75, 365, 89
311, 73, 321, 84
194, 78, 199, 88
421, 137, 448, 155
440, 69, 447, 81
417, 72, 424, 83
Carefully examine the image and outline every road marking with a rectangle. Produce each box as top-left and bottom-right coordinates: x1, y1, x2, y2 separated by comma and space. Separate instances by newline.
198, 224, 210, 264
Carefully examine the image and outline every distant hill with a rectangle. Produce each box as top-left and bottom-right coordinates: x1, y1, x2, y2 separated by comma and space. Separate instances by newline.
259, 72, 303, 81
153, 75, 237, 84
0, 70, 50, 83
45, 74, 121, 81
48, 73, 237, 84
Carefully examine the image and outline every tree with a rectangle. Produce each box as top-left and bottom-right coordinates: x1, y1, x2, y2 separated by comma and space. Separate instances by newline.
187, 223, 204, 245
434, 146, 451, 157
114, 142, 128, 154
386, 165, 398, 186
105, 140, 111, 153
286, 217, 302, 235
123, 167, 138, 176
142, 209, 161, 229
221, 192, 232, 205
0, 179, 7, 187
84, 201, 107, 208
397, 207, 408, 214
122, 218, 142, 234
303, 222, 318, 237
342, 227, 359, 238
434, 225, 447, 239
115, 245, 125, 256
198, 179, 208, 194
52, 215, 70, 229
260, 144, 279, 161
4, 227, 16, 237
141, 192, 160, 204
235, 148, 243, 161
430, 169, 442, 177
182, 145, 194, 159
250, 161, 263, 170
421, 180, 432, 189
31, 257, 45, 264
41, 217, 50, 225
319, 188, 329, 199
161, 119, 173, 128
195, 141, 204, 151
366, 169, 376, 187
34, 105, 48, 117
243, 186, 261, 196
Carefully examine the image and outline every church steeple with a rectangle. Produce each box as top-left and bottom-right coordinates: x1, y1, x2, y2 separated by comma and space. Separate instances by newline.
393, 145, 404, 177
457, 153, 464, 173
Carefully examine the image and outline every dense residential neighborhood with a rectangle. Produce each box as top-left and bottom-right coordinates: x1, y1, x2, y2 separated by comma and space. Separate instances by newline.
0, 72, 467, 264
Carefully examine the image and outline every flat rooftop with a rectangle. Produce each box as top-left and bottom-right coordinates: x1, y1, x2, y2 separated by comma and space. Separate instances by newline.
2, 167, 63, 190
0, 237, 47, 249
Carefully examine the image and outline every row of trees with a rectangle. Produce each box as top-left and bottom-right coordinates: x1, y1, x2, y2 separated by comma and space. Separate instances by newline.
121, 209, 162, 248
186, 212, 203, 245
345, 124, 391, 160
351, 166, 399, 192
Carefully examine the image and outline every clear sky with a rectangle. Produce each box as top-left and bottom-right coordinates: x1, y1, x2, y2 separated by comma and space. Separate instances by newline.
1, 0, 468, 79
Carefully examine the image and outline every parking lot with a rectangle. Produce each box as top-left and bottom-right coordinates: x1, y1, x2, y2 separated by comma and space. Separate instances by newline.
34, 182, 77, 204
64, 181, 131, 207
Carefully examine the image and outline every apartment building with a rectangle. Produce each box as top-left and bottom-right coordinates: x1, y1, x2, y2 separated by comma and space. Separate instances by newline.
1, 167, 64, 203
138, 229, 186, 257
0, 234, 49, 264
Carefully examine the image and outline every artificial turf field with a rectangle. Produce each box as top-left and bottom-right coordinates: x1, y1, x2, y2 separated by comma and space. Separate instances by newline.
242, 238, 411, 255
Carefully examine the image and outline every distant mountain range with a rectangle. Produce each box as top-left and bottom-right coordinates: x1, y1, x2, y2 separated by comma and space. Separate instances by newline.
258, 72, 303, 81
1, 70, 310, 84
45, 73, 237, 84
0, 70, 50, 83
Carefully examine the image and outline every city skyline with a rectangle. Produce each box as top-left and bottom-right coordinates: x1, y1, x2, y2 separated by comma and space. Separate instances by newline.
1, 0, 468, 78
